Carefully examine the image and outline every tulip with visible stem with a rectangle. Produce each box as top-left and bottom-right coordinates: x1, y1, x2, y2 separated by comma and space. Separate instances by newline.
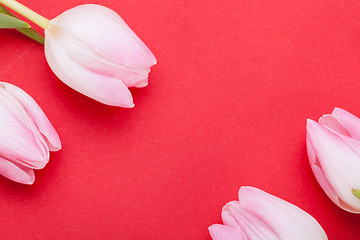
0, 0, 157, 107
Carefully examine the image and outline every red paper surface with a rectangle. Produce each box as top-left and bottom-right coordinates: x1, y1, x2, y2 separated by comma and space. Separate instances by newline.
1, 0, 360, 239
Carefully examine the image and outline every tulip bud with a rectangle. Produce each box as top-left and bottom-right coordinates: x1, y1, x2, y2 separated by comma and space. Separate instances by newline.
0, 82, 61, 184
307, 108, 360, 213
44, 4, 157, 107
209, 186, 327, 240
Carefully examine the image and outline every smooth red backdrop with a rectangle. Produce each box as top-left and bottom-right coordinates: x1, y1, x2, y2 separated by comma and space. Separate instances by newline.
1, 0, 360, 239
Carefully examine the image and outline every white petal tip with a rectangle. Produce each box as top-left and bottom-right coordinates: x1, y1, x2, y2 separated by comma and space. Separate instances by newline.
135, 81, 148, 88
332, 107, 342, 112
23, 179, 35, 185
118, 103, 135, 108
306, 119, 318, 129
50, 145, 62, 152
9, 173, 35, 185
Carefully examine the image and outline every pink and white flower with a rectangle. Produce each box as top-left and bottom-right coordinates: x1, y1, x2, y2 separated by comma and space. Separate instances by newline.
0, 82, 61, 184
209, 186, 327, 240
44, 4, 156, 107
307, 107, 360, 213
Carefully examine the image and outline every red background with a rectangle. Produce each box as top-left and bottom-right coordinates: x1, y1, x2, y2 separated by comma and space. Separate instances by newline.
1, 0, 360, 239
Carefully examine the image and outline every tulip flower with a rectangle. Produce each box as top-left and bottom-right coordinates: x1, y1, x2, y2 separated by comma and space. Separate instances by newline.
307, 108, 360, 213
0, 82, 61, 184
209, 186, 327, 240
0, 1, 156, 107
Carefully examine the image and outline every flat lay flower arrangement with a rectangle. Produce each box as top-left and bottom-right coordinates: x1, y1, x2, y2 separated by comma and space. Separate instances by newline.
1, 0, 360, 239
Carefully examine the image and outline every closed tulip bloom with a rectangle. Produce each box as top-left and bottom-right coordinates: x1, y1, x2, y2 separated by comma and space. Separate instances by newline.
44, 4, 157, 107
307, 108, 360, 213
0, 82, 61, 184
209, 186, 327, 240
0, 1, 156, 107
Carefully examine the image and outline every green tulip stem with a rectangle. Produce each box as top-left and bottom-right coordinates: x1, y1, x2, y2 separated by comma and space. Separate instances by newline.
0, 0, 49, 29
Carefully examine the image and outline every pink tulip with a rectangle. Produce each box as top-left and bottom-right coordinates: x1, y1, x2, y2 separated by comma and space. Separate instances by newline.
0, 82, 61, 184
209, 186, 327, 240
307, 108, 360, 213
44, 4, 157, 107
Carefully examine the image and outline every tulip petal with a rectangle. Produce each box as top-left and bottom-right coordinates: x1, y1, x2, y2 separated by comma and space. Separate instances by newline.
49, 4, 156, 72
318, 114, 360, 156
44, 30, 134, 108
332, 108, 360, 141
306, 134, 341, 207
0, 85, 50, 164
0, 156, 34, 184
306, 119, 360, 212
0, 82, 61, 151
45, 25, 149, 88
319, 114, 351, 138
209, 224, 248, 240
221, 201, 243, 228
222, 200, 279, 240
234, 186, 328, 239
0, 100, 48, 169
